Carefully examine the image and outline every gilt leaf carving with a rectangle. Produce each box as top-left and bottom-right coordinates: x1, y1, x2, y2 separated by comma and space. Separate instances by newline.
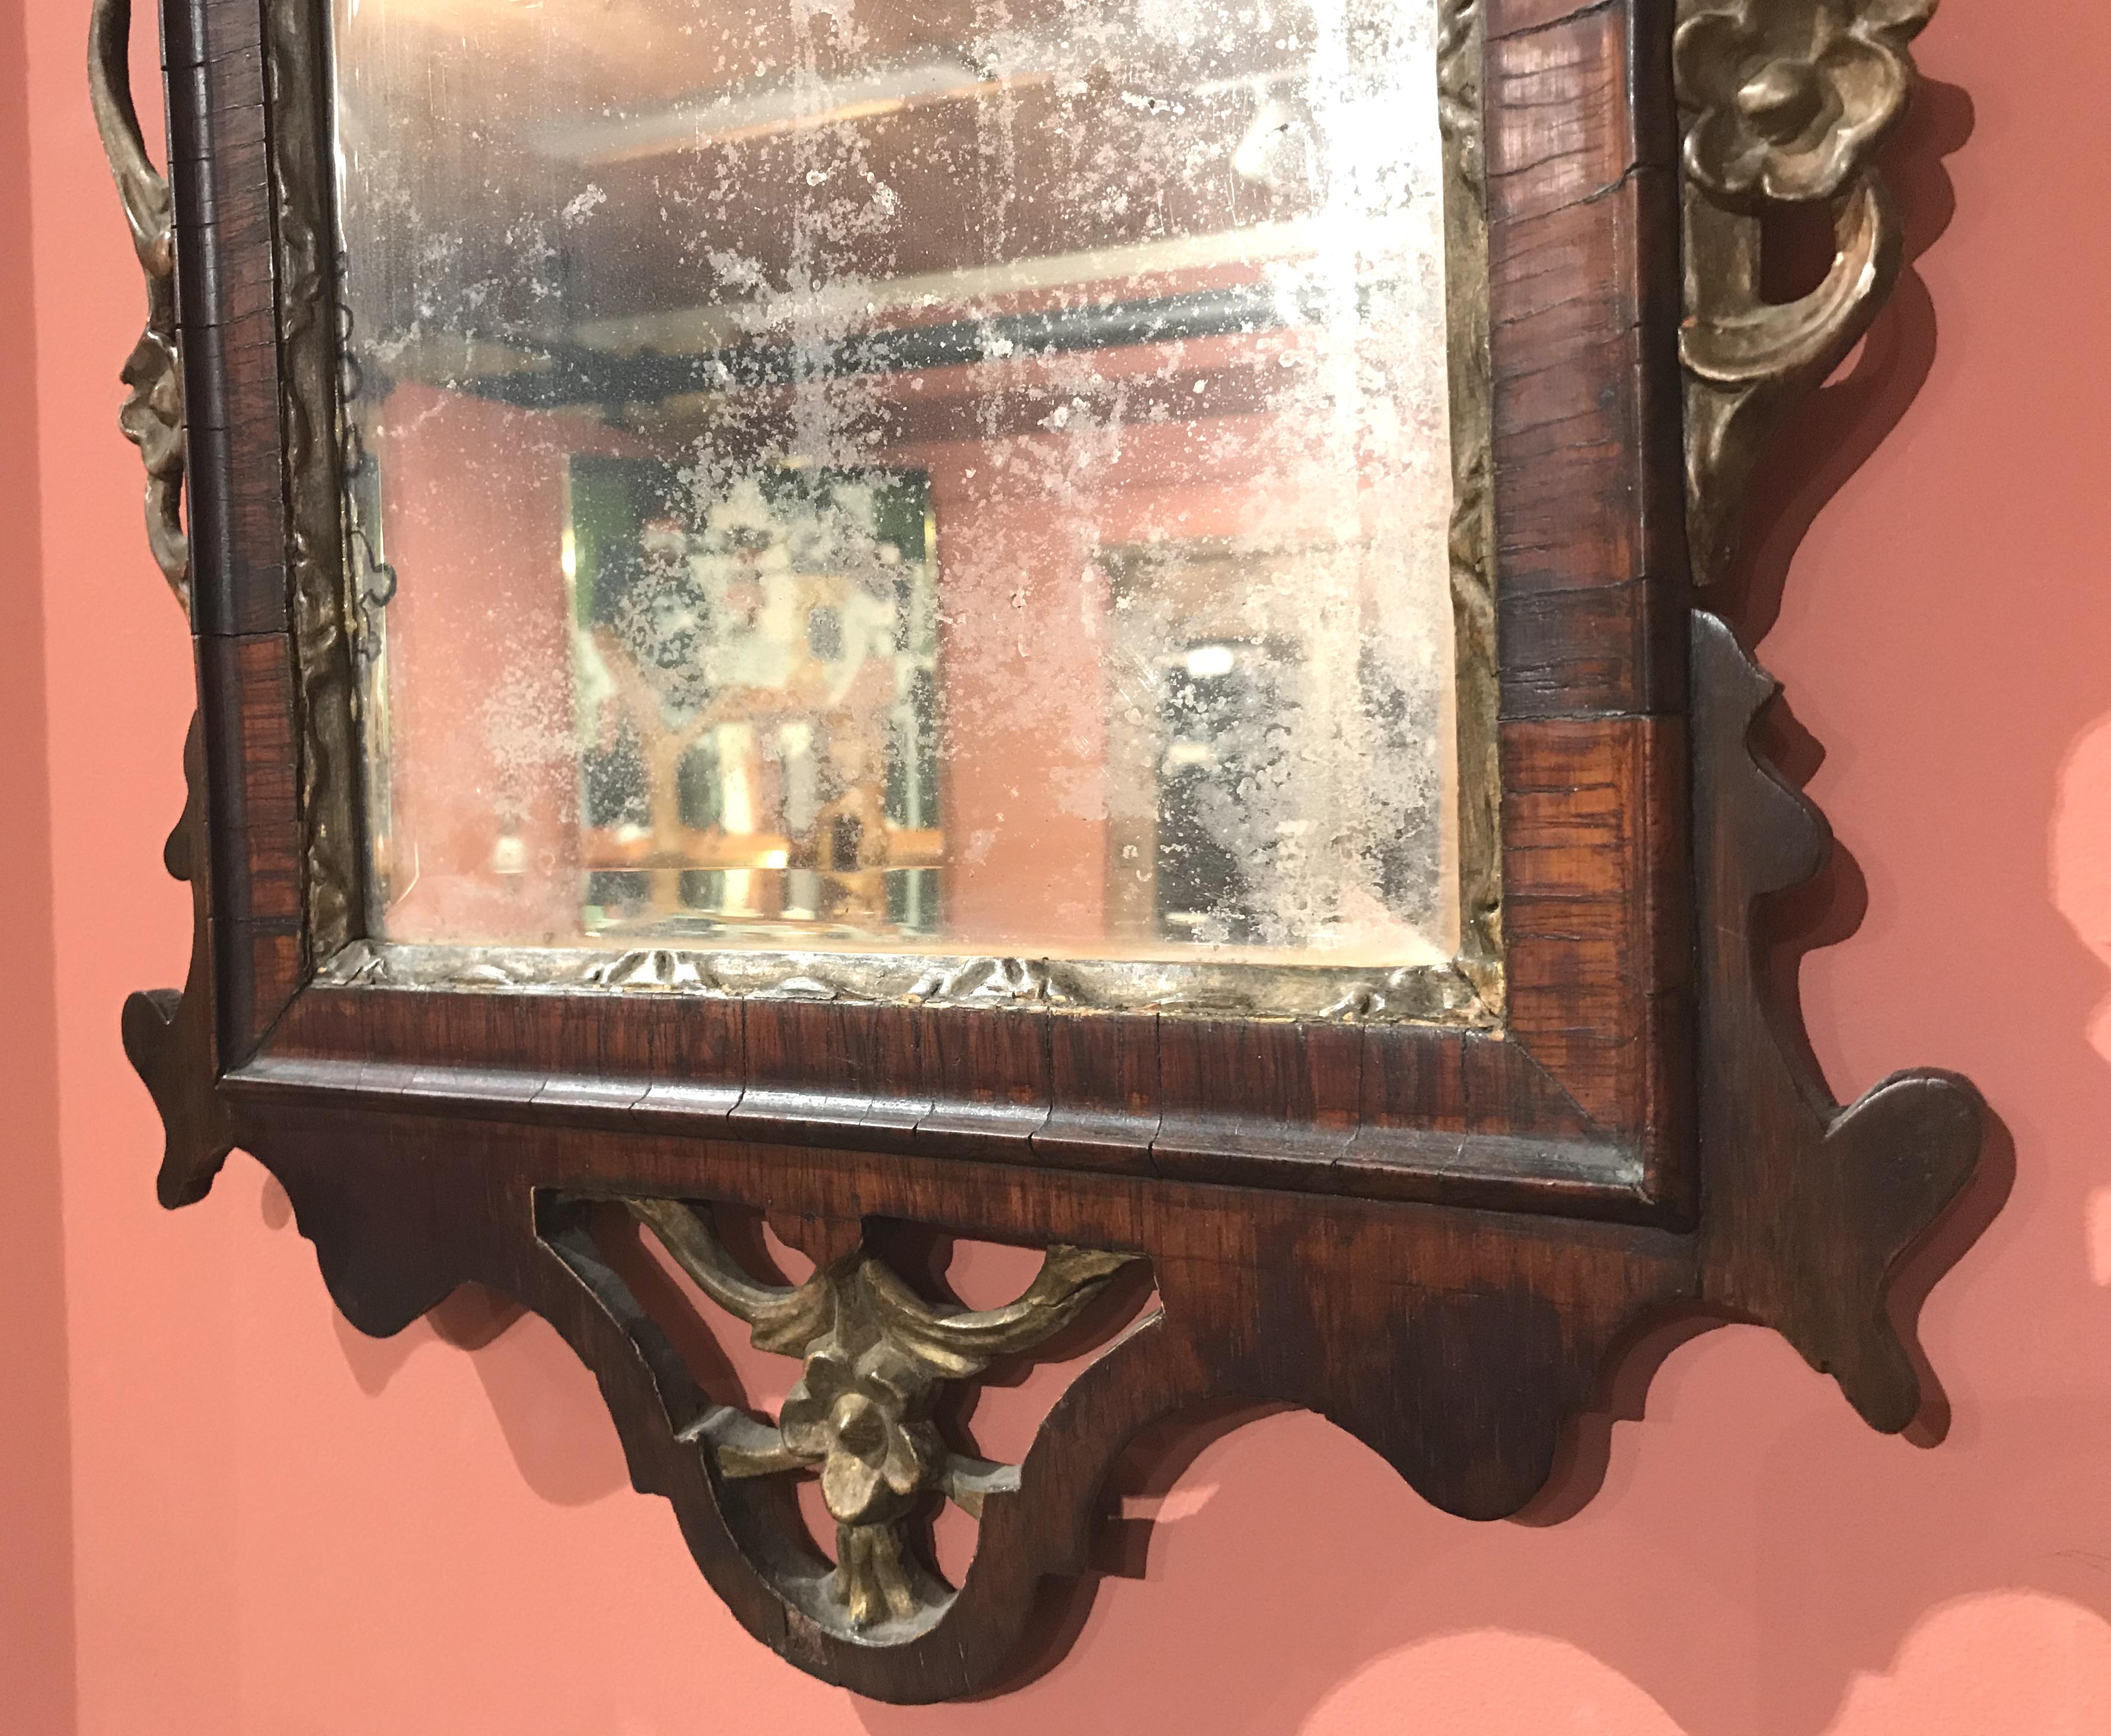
626, 1199, 1137, 1629
89, 0, 188, 608
1678, 0, 1934, 586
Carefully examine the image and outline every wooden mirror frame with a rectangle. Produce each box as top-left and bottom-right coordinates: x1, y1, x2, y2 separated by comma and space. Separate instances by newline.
96, 0, 1985, 1701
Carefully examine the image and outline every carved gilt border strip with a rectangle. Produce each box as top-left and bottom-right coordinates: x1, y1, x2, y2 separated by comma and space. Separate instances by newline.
266, 0, 362, 965
1440, 0, 1503, 1003
315, 939, 1500, 1027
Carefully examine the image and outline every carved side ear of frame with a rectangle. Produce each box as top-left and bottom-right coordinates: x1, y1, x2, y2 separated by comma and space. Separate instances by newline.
89, 0, 190, 609
1678, 0, 1937, 587
93, 0, 231, 1202
1676, 0, 1984, 1431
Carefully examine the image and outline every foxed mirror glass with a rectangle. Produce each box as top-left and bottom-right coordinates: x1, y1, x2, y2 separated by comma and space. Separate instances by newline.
331, 0, 1490, 1005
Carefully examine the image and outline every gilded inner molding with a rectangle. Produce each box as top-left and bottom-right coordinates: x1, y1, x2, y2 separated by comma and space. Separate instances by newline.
317, 937, 1500, 1026
1437, 0, 1501, 1006
268, 0, 363, 965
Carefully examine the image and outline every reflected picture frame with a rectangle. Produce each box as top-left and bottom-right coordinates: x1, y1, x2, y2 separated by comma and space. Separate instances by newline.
95, 0, 1986, 1702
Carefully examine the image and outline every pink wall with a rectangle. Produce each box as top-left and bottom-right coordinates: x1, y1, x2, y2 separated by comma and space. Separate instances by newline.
8, 1, 2111, 1730
1, 0, 74, 1729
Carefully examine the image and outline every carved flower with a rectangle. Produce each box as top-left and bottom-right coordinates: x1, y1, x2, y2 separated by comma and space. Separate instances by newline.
1675, 0, 1935, 205
779, 1346, 940, 1526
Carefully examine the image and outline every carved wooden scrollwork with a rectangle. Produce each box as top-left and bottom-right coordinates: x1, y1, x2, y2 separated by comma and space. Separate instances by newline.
569, 1202, 1140, 1632
1678, 0, 1937, 586
1689, 610, 1981, 1432
88, 0, 189, 608
119, 714, 235, 1209
94, 0, 231, 1207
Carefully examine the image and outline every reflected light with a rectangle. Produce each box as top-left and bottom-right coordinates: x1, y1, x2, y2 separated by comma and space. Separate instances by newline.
539, 62, 1056, 166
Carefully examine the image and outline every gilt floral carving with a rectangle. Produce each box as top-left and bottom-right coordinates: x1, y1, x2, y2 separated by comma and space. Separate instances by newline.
624, 1199, 1136, 1629
1677, 0, 1935, 586
1676, 0, 1934, 205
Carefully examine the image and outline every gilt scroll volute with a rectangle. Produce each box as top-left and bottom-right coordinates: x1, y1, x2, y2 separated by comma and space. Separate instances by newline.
88, 0, 189, 607
1678, 0, 1936, 586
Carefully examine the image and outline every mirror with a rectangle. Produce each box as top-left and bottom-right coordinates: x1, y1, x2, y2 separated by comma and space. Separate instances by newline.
331, 0, 1478, 985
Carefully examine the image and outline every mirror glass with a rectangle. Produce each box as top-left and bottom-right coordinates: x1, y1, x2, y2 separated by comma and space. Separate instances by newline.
333, 0, 1471, 978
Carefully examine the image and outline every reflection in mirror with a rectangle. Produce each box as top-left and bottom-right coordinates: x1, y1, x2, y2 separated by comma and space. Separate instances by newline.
333, 0, 1479, 979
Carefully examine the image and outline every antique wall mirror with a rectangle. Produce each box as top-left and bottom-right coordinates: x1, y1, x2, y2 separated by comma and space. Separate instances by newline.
97, 0, 1984, 1700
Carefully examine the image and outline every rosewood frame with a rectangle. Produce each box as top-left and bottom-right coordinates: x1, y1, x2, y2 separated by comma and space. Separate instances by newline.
98, 0, 1985, 1702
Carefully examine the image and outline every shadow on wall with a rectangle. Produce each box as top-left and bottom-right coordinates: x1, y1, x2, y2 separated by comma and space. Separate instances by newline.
239, 56, 2111, 1736
289, 1174, 634, 1511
